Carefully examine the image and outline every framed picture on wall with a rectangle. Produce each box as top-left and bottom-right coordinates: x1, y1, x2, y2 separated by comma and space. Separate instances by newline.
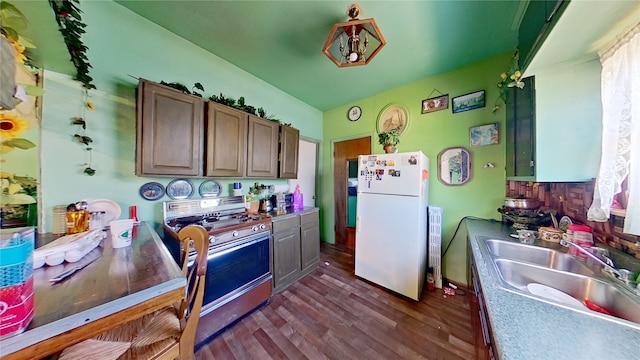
470, 123, 499, 147
452, 90, 485, 113
421, 94, 449, 114
377, 103, 409, 135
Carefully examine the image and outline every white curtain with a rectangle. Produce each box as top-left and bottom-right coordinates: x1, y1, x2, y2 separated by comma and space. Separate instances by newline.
588, 22, 640, 235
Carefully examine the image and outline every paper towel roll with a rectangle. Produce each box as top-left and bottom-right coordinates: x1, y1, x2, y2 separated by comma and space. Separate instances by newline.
272, 184, 290, 194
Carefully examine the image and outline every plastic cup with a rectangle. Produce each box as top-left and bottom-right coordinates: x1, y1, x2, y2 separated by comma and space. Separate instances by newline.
517, 229, 537, 244
109, 219, 134, 248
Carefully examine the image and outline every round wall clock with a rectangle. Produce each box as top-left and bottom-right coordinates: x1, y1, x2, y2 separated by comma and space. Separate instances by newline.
348, 106, 362, 121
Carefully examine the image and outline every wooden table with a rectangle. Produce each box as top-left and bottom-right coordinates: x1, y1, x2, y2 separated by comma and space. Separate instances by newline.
0, 222, 186, 360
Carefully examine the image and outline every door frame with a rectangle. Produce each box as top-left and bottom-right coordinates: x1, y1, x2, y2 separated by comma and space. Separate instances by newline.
291, 136, 320, 207
332, 136, 371, 251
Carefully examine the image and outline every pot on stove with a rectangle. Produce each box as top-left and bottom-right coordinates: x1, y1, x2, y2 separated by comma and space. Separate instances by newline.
505, 197, 540, 209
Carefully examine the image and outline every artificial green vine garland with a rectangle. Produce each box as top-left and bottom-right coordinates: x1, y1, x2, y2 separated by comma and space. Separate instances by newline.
49, 0, 94, 89
49, 0, 97, 175
160, 81, 289, 126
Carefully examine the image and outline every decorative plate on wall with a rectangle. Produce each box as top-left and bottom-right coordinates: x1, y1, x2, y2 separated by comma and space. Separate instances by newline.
166, 178, 195, 200
139, 182, 165, 201
199, 180, 222, 198
377, 103, 409, 135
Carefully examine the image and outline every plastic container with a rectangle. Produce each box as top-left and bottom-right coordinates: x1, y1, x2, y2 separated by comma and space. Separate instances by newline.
32, 229, 103, 268
566, 224, 593, 259
276, 192, 286, 215
52, 205, 68, 235
66, 209, 89, 234
89, 211, 106, 230
0, 227, 35, 339
292, 185, 304, 211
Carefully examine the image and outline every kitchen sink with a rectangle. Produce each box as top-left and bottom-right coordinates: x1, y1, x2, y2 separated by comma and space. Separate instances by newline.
477, 237, 640, 328
484, 239, 595, 276
493, 258, 640, 324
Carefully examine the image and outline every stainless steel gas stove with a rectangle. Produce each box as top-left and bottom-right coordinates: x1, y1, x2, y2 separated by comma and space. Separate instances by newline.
163, 196, 272, 258
162, 196, 273, 348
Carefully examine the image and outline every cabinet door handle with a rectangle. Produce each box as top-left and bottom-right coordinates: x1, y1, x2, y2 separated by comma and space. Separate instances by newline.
529, 160, 534, 168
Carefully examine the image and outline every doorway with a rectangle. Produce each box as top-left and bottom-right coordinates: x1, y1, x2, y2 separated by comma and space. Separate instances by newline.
333, 137, 371, 252
289, 138, 318, 207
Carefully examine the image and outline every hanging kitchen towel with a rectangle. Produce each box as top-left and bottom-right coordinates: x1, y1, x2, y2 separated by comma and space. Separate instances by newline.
292, 185, 304, 210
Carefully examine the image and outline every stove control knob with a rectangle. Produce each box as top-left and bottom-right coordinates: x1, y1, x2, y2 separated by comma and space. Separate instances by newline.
259, 223, 266, 230
232, 230, 239, 237
252, 225, 259, 232
209, 236, 216, 244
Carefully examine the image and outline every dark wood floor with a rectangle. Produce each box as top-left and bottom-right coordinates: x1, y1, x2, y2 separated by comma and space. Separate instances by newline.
195, 243, 482, 360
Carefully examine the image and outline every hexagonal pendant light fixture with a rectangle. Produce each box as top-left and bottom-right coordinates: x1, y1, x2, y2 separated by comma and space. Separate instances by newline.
322, 3, 386, 67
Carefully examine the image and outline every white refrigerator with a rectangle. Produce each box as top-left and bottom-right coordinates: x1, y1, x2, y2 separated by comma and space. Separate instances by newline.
354, 151, 429, 301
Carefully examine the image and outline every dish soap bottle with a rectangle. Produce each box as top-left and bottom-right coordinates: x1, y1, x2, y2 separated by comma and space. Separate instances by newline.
292, 185, 304, 211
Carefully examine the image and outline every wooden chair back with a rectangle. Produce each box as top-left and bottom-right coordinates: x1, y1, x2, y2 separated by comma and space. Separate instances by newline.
176, 225, 209, 360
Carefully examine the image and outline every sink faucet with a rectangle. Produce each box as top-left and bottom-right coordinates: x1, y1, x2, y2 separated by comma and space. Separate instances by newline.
561, 239, 640, 297
560, 239, 621, 278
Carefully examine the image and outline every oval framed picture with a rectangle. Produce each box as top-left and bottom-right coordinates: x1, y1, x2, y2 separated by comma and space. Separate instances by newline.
377, 103, 409, 135
166, 178, 195, 200
139, 182, 165, 201
199, 180, 222, 198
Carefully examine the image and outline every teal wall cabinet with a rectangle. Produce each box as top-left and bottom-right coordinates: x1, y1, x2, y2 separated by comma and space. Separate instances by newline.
509, 60, 602, 182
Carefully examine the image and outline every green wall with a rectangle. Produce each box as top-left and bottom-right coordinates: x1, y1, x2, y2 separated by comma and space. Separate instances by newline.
28, 0, 323, 232
320, 53, 511, 284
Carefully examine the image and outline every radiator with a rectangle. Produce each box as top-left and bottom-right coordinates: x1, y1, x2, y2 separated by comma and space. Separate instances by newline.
428, 206, 443, 289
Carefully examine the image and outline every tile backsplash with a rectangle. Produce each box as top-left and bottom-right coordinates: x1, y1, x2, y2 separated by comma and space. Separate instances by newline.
506, 180, 639, 259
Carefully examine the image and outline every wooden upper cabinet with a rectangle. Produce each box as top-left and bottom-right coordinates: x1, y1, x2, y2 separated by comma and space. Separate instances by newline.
246, 115, 279, 178
205, 103, 247, 177
136, 80, 204, 176
136, 79, 299, 179
279, 125, 299, 179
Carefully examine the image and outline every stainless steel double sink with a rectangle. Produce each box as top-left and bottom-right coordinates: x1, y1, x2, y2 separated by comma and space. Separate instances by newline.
477, 237, 640, 328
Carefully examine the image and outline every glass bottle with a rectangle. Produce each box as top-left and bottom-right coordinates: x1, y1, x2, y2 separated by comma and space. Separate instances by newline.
276, 192, 286, 215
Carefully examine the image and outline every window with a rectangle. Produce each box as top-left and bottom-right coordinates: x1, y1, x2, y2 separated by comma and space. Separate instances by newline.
588, 23, 639, 235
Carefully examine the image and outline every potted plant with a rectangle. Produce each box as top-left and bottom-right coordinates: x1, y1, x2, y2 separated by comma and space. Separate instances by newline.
378, 129, 401, 153
245, 188, 260, 214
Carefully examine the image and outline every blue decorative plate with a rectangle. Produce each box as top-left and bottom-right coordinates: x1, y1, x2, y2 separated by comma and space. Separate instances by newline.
139, 182, 165, 201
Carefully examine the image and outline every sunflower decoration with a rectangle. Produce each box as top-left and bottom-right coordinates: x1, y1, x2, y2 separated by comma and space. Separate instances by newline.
5, 35, 27, 64
1, 172, 37, 225
0, 113, 35, 154
0, 1, 36, 66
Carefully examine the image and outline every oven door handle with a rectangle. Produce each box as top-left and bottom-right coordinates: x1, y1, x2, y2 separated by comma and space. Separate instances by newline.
206, 232, 270, 260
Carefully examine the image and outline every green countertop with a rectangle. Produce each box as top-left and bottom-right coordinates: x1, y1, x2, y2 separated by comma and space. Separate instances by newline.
466, 218, 640, 360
